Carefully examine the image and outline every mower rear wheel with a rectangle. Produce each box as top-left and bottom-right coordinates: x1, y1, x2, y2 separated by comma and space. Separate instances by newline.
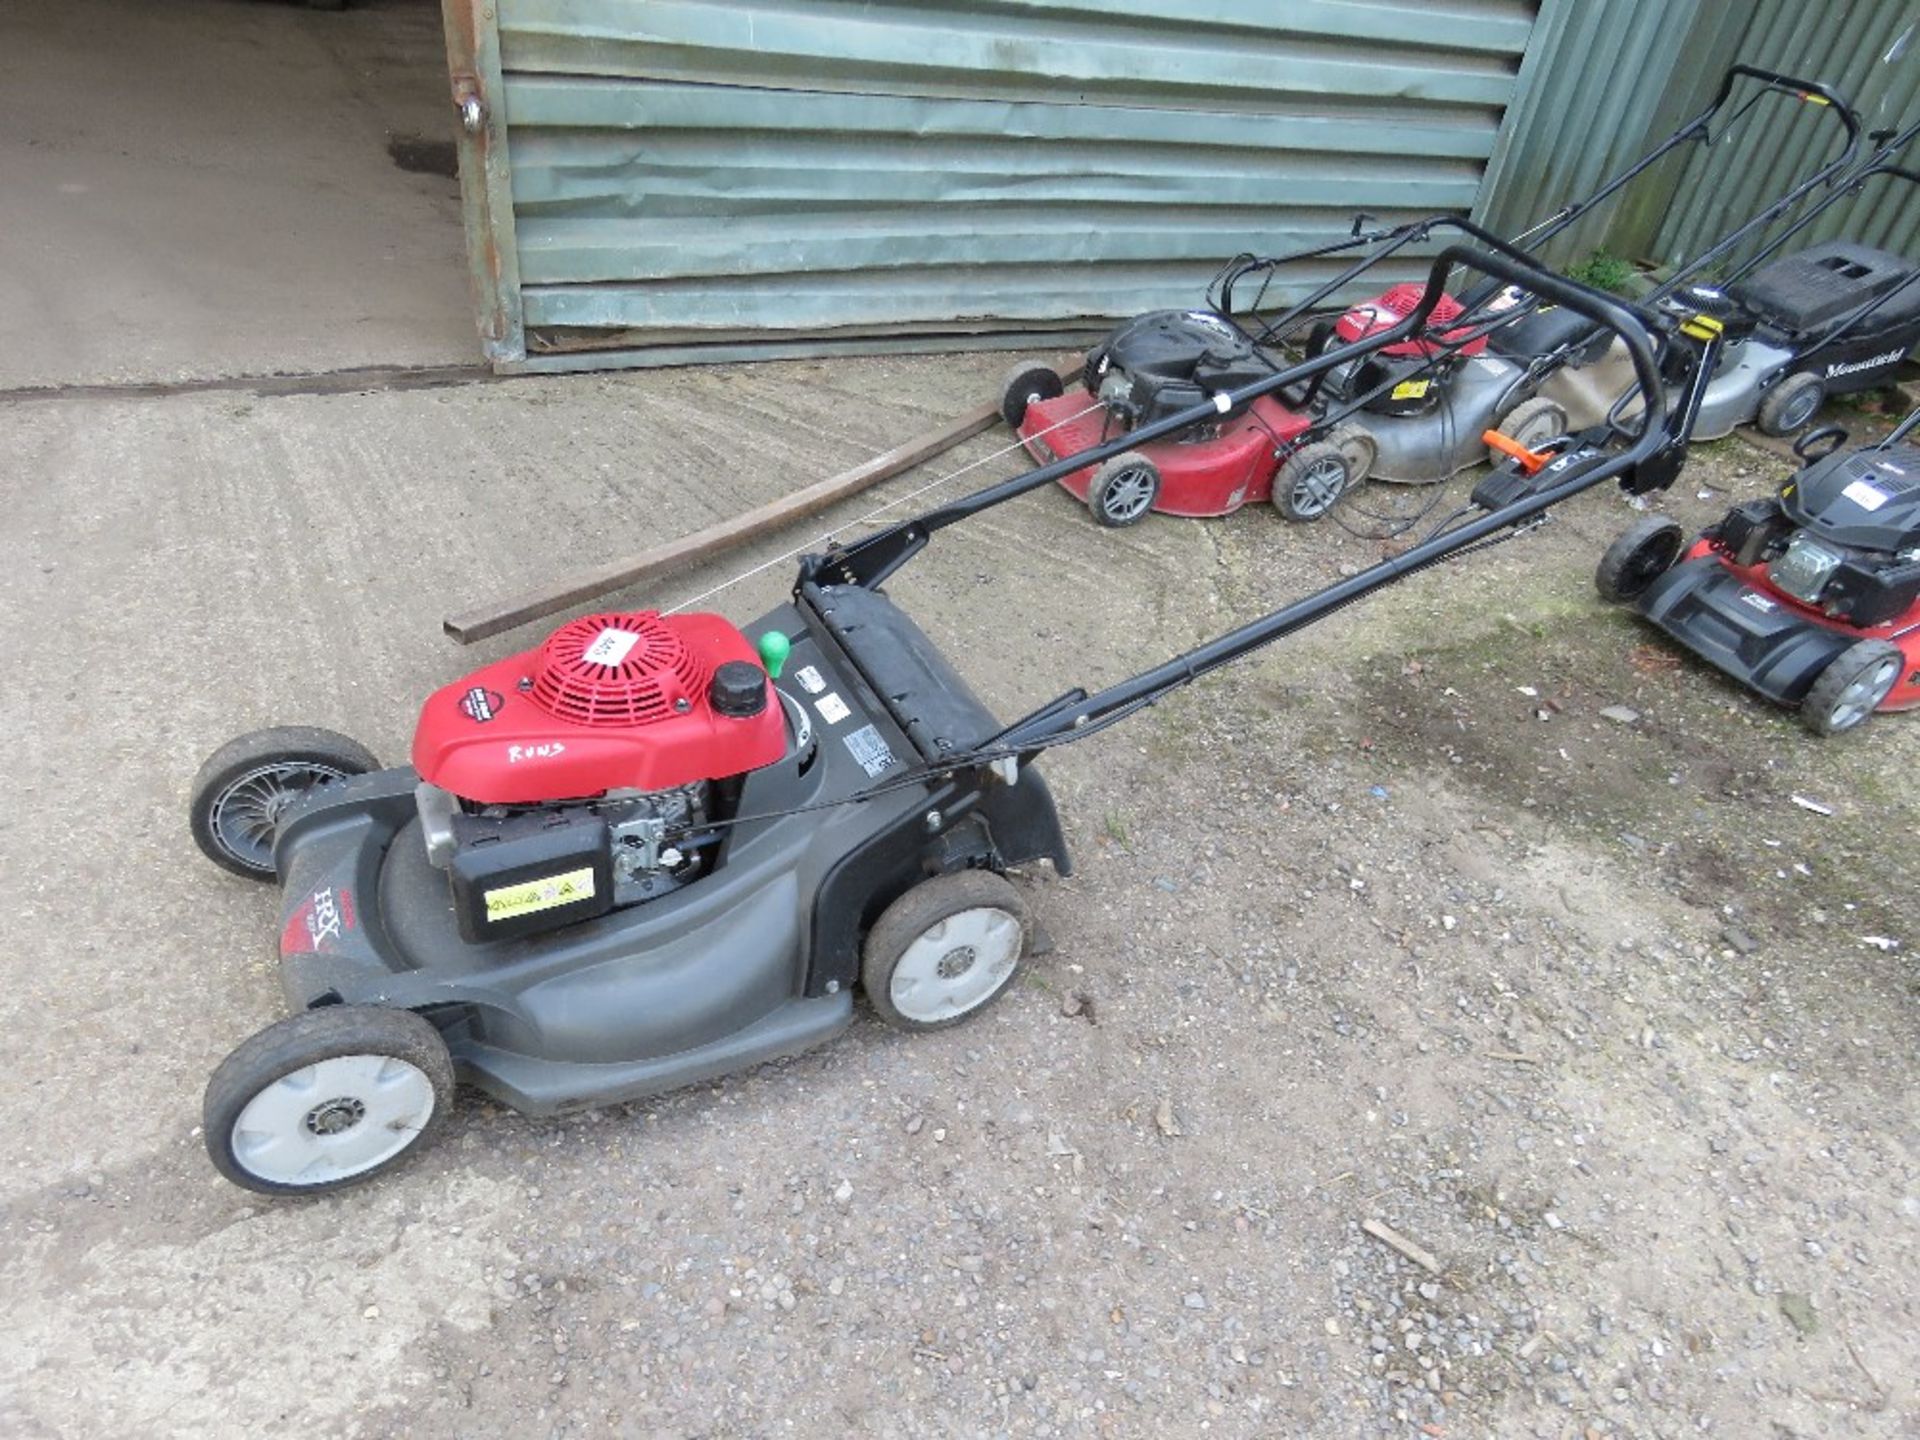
1087, 451, 1161, 527
1756, 372, 1824, 437
1274, 425, 1374, 522
1490, 396, 1567, 464
190, 726, 379, 879
204, 1006, 455, 1197
1595, 517, 1685, 604
1801, 640, 1901, 737
1000, 360, 1064, 429
862, 870, 1031, 1033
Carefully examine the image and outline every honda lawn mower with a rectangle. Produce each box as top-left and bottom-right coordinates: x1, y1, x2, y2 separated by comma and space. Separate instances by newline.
999, 65, 1857, 527
1526, 119, 1920, 441
188, 240, 1683, 1197
1594, 406, 1920, 735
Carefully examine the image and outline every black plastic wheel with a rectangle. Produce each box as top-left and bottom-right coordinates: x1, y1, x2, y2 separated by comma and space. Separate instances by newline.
861, 870, 1030, 1034
1080, 344, 1111, 397
1595, 516, 1685, 604
1087, 451, 1161, 527
999, 360, 1064, 429
1801, 639, 1902, 737
204, 1006, 455, 1197
189, 726, 379, 879
1756, 372, 1825, 437
1273, 425, 1373, 522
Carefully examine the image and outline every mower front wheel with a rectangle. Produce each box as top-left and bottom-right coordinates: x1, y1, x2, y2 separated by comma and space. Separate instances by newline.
1000, 360, 1064, 429
204, 1006, 455, 1197
1801, 640, 1902, 737
862, 870, 1031, 1033
1274, 425, 1374, 522
1595, 517, 1684, 604
189, 726, 380, 879
1756, 372, 1824, 437
1086, 451, 1161, 527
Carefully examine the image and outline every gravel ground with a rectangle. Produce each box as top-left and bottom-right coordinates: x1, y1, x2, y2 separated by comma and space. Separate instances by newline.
1, 357, 1914, 1438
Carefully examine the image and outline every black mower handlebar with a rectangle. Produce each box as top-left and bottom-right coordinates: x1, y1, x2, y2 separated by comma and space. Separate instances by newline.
807, 222, 1667, 597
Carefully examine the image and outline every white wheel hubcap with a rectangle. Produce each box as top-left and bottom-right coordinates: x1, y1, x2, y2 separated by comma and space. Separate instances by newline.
1829, 659, 1899, 730
231, 1053, 436, 1186
889, 906, 1023, 1023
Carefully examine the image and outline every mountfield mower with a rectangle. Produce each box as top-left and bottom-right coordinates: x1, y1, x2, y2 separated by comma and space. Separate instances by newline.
189, 240, 1685, 1196
1595, 407, 1920, 734
1000, 65, 1858, 526
1526, 120, 1920, 441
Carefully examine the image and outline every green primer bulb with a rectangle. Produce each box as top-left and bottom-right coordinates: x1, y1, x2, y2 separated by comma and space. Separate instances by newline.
757, 629, 791, 679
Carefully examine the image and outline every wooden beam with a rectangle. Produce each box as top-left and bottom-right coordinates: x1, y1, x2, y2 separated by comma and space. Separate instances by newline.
443, 357, 1079, 644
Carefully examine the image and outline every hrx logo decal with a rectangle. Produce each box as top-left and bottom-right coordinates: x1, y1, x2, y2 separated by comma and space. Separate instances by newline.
281, 886, 356, 955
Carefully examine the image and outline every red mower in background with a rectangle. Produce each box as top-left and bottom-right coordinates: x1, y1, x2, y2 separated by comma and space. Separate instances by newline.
1595, 407, 1920, 735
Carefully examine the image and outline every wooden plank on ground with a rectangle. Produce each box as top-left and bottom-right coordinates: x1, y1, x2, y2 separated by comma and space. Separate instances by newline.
443, 356, 1079, 644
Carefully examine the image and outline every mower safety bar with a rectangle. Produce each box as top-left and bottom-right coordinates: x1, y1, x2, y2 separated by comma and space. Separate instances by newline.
808, 233, 1664, 605
1709, 64, 1854, 121
976, 248, 1671, 754
1643, 72, 1860, 305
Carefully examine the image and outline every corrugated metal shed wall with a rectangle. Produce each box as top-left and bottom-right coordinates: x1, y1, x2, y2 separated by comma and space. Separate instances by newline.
1469, 0, 1718, 266
1472, 0, 1918, 274
492, 0, 1539, 365
1650, 1, 1918, 268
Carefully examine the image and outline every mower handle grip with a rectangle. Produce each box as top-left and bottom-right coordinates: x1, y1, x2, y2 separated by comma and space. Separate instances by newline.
1711, 64, 1858, 137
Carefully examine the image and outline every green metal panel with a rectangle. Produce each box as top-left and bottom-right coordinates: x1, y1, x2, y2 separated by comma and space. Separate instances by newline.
1650, 1, 1918, 270
1475, 0, 1917, 275
484, 0, 1539, 367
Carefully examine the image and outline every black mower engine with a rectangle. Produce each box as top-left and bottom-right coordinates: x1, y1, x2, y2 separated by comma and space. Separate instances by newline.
1711, 435, 1920, 626
1084, 310, 1278, 432
1655, 284, 1757, 377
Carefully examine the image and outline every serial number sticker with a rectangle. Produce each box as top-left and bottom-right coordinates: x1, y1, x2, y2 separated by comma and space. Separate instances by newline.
1391, 378, 1431, 400
844, 724, 898, 778
484, 867, 596, 923
794, 664, 827, 694
1841, 479, 1889, 511
816, 692, 851, 725
582, 628, 641, 667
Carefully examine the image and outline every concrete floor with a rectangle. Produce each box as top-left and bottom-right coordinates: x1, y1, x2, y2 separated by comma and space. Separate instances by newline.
2, 358, 1915, 1436
0, 0, 473, 389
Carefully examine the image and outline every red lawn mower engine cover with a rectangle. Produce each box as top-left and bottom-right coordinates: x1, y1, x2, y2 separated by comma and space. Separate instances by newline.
413, 611, 786, 805
1332, 284, 1490, 418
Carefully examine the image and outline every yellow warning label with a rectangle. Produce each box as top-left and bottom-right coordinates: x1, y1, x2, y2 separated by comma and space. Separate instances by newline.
1801, 93, 1830, 106
1392, 378, 1431, 400
1681, 313, 1725, 342
484, 867, 597, 922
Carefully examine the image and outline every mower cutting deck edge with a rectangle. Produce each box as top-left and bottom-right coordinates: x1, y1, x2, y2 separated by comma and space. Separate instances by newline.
1596, 408, 1920, 735
188, 239, 1681, 1196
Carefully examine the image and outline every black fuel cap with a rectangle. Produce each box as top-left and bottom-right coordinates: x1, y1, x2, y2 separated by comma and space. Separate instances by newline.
709, 660, 769, 717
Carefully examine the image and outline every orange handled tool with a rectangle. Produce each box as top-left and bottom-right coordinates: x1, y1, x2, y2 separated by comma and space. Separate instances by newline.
1482, 428, 1550, 475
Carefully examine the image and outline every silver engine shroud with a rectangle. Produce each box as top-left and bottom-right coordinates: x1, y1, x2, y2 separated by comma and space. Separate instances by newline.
1538, 335, 1797, 440
1334, 353, 1531, 483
